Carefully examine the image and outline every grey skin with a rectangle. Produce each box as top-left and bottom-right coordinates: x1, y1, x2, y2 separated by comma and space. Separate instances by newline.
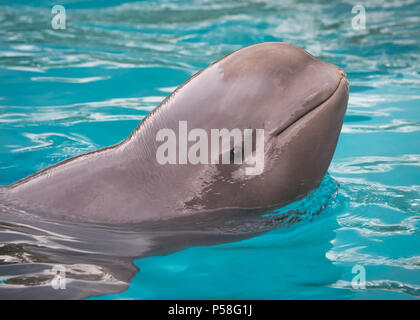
1, 42, 349, 224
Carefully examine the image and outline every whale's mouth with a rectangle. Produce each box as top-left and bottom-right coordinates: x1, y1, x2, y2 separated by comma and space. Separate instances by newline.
271, 72, 348, 138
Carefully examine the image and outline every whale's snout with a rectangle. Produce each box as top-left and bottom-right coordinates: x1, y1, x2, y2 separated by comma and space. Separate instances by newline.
263, 59, 349, 207
270, 63, 348, 139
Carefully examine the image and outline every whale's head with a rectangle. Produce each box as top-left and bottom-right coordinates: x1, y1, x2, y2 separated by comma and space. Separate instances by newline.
152, 42, 349, 211
220, 42, 350, 208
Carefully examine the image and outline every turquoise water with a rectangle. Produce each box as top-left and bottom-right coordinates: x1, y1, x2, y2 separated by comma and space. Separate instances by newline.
0, 0, 419, 299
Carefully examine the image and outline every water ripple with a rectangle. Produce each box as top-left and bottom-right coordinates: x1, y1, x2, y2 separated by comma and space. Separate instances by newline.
0, 0, 418, 299
331, 280, 420, 298
330, 154, 420, 174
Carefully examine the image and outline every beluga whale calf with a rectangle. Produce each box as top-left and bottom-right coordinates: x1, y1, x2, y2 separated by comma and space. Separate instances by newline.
1, 42, 349, 225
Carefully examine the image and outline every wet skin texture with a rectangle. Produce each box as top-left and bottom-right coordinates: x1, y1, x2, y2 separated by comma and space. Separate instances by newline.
2, 42, 349, 224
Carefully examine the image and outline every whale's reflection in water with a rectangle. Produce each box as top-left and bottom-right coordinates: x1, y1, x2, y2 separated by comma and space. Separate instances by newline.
0, 175, 338, 299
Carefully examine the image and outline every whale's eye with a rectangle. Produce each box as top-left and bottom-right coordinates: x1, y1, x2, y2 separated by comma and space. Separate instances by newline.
230, 147, 235, 163
229, 142, 245, 164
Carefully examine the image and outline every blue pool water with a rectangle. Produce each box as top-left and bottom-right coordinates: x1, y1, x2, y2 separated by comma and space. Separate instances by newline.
0, 0, 419, 299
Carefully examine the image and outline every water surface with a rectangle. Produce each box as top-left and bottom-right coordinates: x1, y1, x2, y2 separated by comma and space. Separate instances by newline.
0, 0, 419, 299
